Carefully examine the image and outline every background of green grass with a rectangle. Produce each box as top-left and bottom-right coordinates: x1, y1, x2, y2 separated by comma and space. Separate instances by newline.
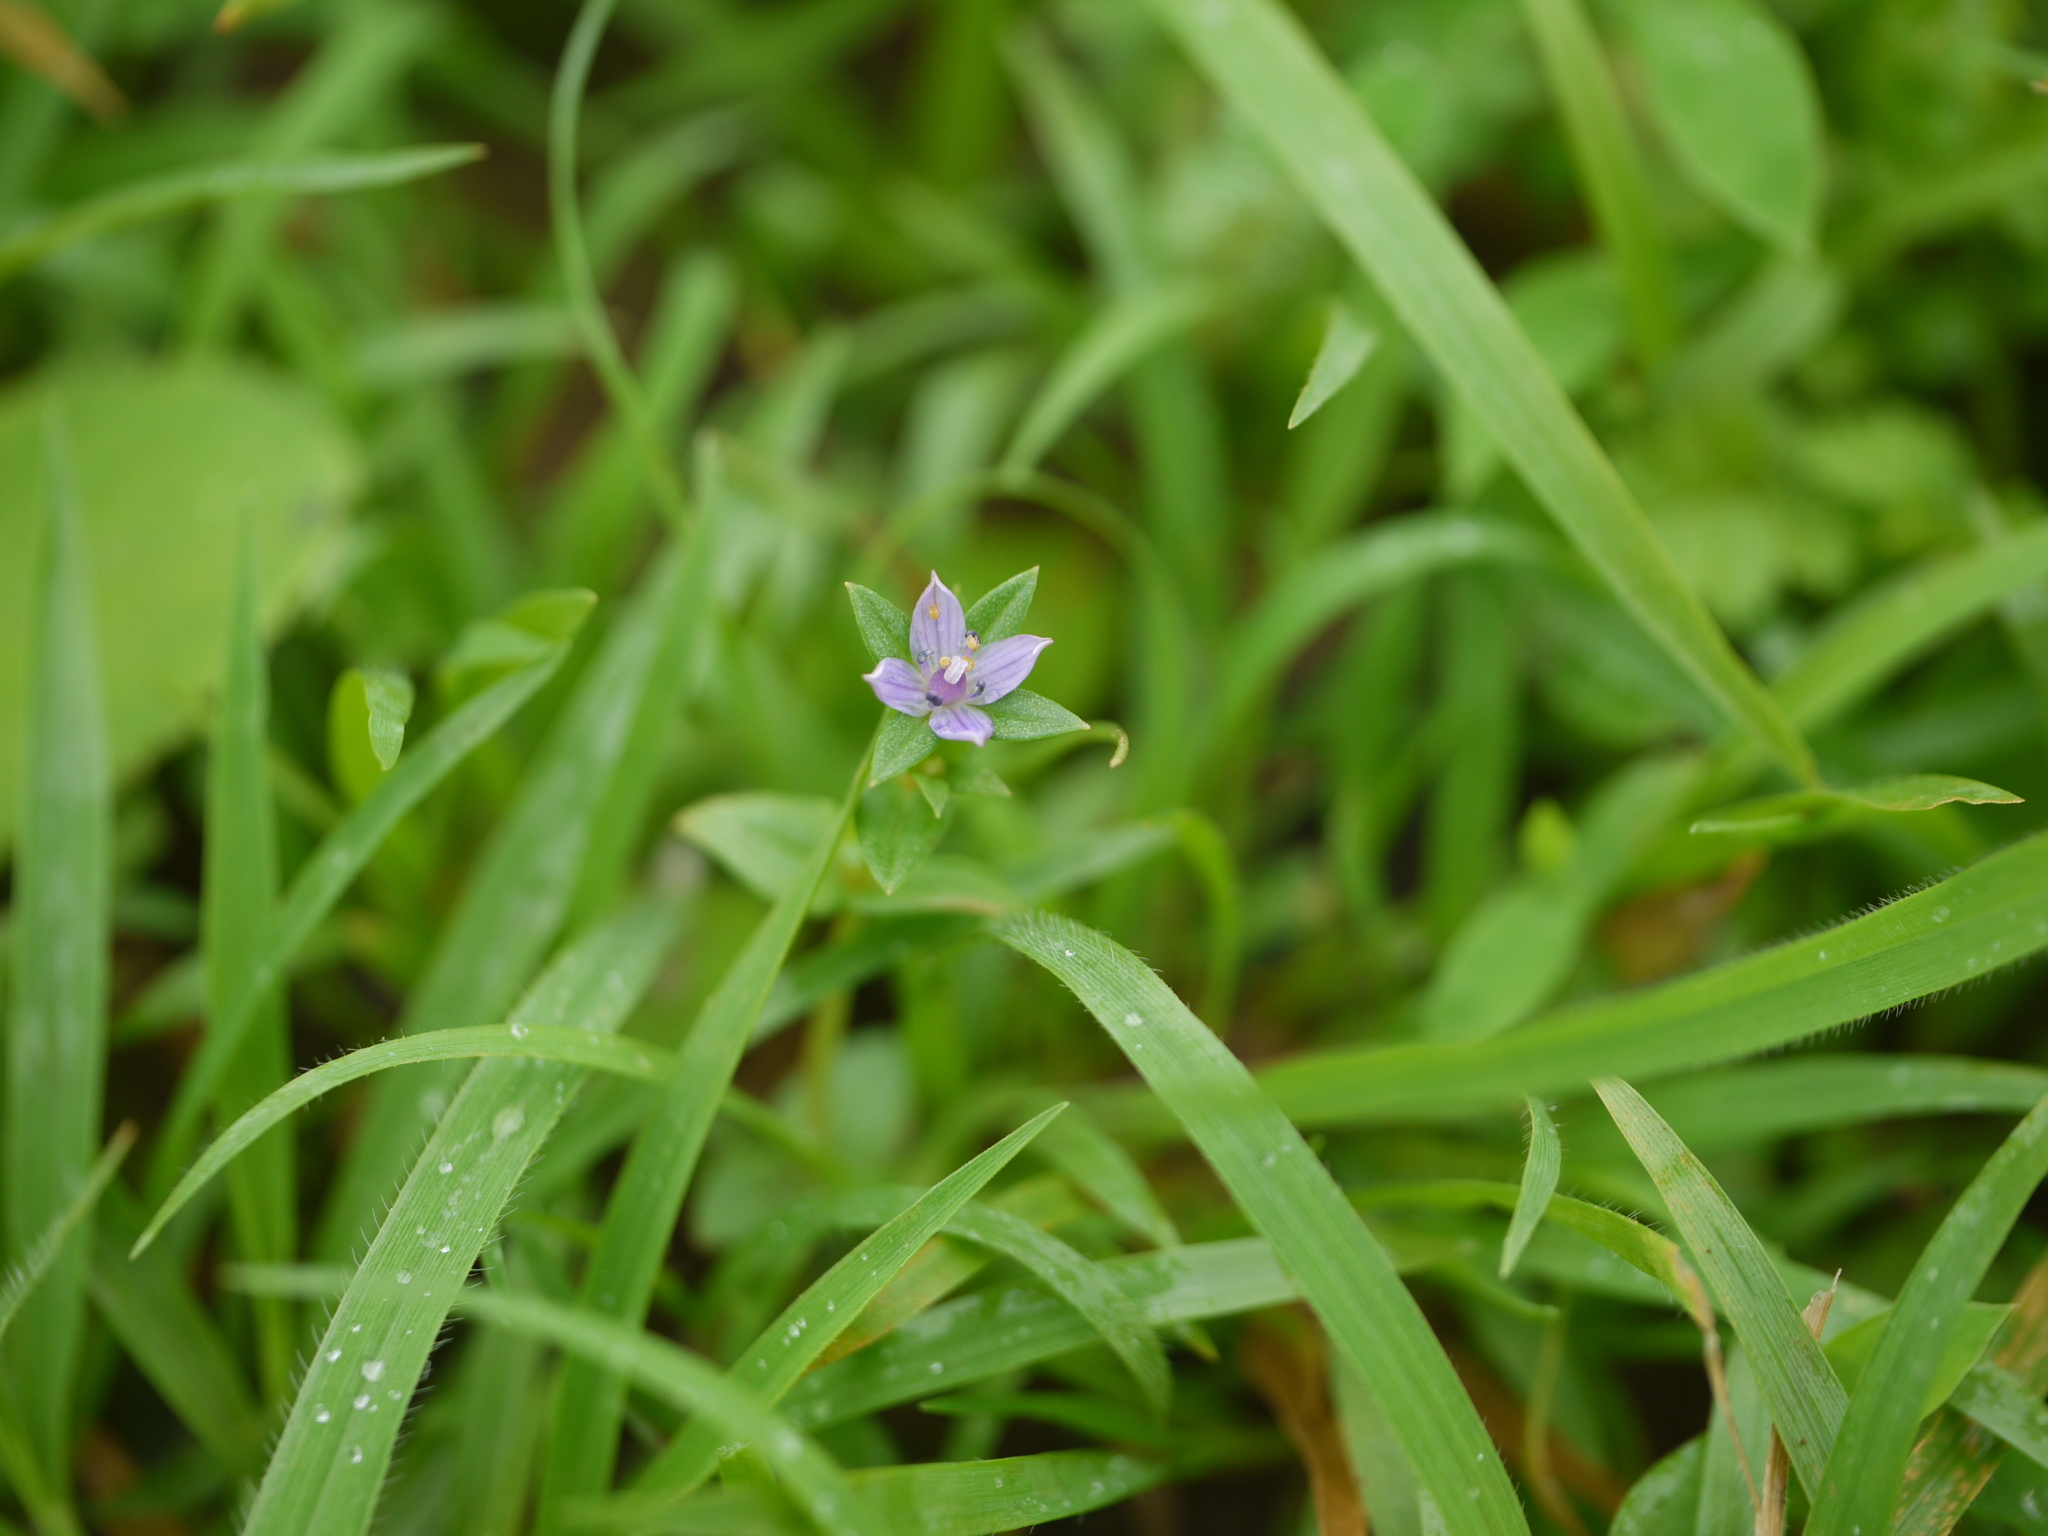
7, 0, 2048, 1530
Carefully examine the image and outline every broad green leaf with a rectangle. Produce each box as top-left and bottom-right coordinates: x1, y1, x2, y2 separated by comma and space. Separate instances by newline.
982, 689, 1088, 742
315, 533, 707, 1261
1626, 0, 1823, 254
148, 616, 580, 1198
1517, 0, 1677, 362
964, 566, 1040, 641
0, 357, 356, 851
203, 532, 296, 1402
629, 1108, 1064, 1501
1500, 1098, 1559, 1279
999, 283, 1216, 475
1595, 1078, 1846, 1495
536, 750, 865, 1525
455, 1291, 868, 1536
232, 897, 682, 1536
327, 667, 415, 803
0, 145, 483, 281
1810, 1092, 2048, 1536
859, 776, 947, 895
1288, 301, 1378, 429
1141, 0, 1817, 786
995, 913, 1528, 1536
4, 417, 110, 1481
1178, 830, 2048, 1132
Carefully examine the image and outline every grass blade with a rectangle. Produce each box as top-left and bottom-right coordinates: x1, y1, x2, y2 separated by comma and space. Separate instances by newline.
1516, 0, 1678, 363
1499, 1097, 1559, 1279
1181, 829, 2048, 1131
204, 530, 297, 1402
536, 740, 868, 1525
0, 1124, 131, 1347
1288, 300, 1378, 428
994, 912, 1529, 1536
457, 1291, 868, 1536
233, 896, 682, 1536
1595, 1077, 1846, 1495
1809, 1092, 2048, 1536
1142, 0, 1817, 785
631, 1106, 1064, 1500
0, 145, 483, 282
3, 415, 109, 1482
150, 604, 582, 1197
314, 539, 699, 1261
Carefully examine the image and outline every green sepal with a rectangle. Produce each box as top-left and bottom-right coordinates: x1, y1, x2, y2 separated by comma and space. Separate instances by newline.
846, 582, 912, 663
966, 567, 1039, 642
870, 710, 935, 785
985, 689, 1088, 742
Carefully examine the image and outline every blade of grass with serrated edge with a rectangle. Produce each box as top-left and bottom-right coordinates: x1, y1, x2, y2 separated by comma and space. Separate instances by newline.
314, 540, 698, 1262
1137, 830, 2048, 1134
1595, 1077, 1846, 1495
0, 1125, 131, 1347
1142, 0, 1816, 786
0, 145, 482, 282
149, 620, 579, 1198
1517, 0, 1678, 364
219, 897, 683, 1536
628, 1108, 1067, 1502
1809, 1092, 2048, 1536
455, 1291, 867, 1536
1500, 1098, 1560, 1279
134, 1028, 672, 1256
994, 912, 1528, 1536
205, 530, 297, 1403
4, 414, 109, 1484
535, 737, 870, 1529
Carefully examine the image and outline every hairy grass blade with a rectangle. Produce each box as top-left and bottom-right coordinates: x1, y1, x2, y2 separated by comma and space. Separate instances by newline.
995, 912, 1528, 1536
456, 1291, 868, 1536
1500, 1098, 1560, 1279
632, 1107, 1064, 1500
4, 416, 109, 1482
1810, 1092, 2048, 1536
1595, 1077, 1845, 1495
233, 897, 681, 1536
0, 1124, 131, 1346
1142, 0, 1817, 784
537, 741, 867, 1525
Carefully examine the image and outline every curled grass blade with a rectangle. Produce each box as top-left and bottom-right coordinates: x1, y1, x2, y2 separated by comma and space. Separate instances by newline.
1595, 1077, 1845, 1495
538, 739, 869, 1523
148, 619, 579, 1196
4, 414, 109, 1480
632, 1106, 1064, 1500
456, 1291, 868, 1536
995, 912, 1528, 1536
1810, 1092, 2048, 1536
1500, 1098, 1560, 1279
234, 897, 682, 1536
1142, 0, 1816, 785
0, 144, 483, 282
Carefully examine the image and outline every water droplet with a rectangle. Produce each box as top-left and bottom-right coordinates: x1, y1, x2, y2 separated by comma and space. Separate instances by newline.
439, 1162, 453, 1175
510, 1021, 528, 1039
1934, 906, 1951, 923
493, 1106, 525, 1141
396, 1270, 413, 1285
354, 1394, 371, 1410
1123, 1012, 1142, 1026
326, 1348, 342, 1362
1063, 948, 1074, 957
929, 1361, 944, 1374
314, 1406, 331, 1424
350, 1446, 364, 1465
362, 1360, 385, 1381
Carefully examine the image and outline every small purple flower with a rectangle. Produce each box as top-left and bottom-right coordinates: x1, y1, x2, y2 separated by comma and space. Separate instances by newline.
862, 572, 1052, 748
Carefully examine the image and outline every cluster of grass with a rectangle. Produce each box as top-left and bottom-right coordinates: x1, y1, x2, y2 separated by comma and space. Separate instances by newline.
4, 0, 2048, 1530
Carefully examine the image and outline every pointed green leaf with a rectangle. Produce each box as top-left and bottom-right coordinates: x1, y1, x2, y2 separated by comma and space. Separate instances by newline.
1288, 302, 1378, 429
1500, 1098, 1560, 1279
983, 689, 1088, 742
845, 581, 912, 664
964, 567, 1039, 641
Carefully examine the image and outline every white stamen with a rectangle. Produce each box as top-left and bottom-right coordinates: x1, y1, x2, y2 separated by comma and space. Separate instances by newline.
943, 655, 972, 683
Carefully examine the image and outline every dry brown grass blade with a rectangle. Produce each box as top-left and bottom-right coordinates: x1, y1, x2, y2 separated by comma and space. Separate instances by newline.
1758, 1280, 1838, 1536
0, 0, 123, 123
1896, 1250, 2048, 1536
1242, 1309, 1368, 1536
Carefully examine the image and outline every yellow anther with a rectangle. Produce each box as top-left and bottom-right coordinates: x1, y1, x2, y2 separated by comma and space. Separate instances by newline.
927, 604, 939, 620
965, 634, 981, 650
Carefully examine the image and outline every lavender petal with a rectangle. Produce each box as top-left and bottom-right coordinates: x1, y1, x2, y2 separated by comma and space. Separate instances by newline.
863, 657, 934, 717
928, 704, 994, 747
909, 571, 968, 671
965, 634, 1051, 705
